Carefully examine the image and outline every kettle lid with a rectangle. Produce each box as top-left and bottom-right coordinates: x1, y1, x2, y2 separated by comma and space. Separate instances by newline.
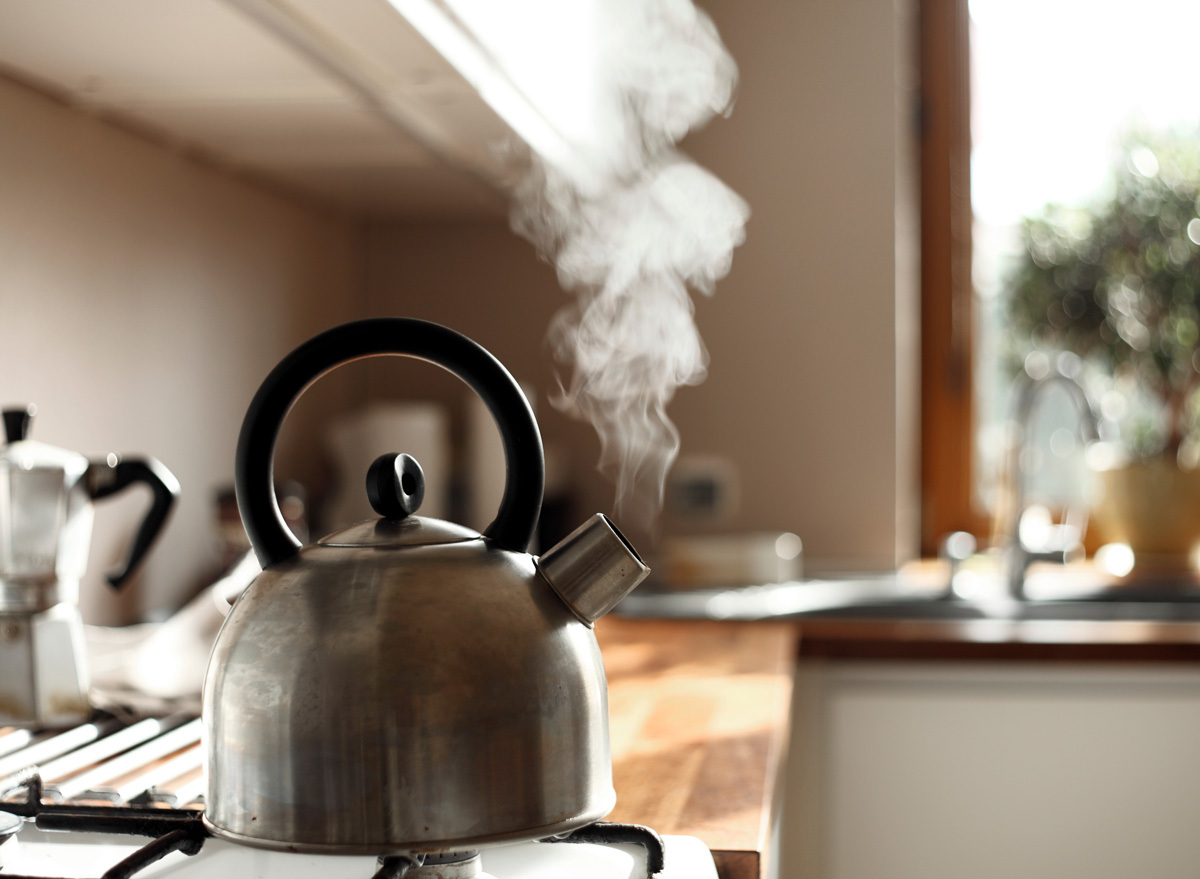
318, 514, 479, 549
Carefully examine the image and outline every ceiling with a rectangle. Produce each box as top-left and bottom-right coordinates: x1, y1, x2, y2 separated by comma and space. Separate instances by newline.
0, 0, 521, 218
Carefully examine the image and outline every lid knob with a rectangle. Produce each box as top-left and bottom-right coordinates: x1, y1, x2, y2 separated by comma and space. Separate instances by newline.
366, 453, 425, 519
2, 405, 35, 443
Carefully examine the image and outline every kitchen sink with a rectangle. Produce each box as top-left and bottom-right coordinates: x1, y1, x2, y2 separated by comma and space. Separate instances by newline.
615, 569, 1200, 623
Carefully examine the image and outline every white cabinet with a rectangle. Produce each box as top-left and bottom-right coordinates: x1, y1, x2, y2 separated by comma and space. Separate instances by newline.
779, 661, 1200, 879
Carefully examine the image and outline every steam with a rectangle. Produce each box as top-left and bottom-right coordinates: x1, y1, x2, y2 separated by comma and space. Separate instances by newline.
510, 0, 749, 527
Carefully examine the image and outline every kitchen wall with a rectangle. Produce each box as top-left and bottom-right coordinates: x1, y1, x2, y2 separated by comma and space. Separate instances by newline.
1, 0, 920, 620
0, 76, 362, 624
364, 0, 921, 572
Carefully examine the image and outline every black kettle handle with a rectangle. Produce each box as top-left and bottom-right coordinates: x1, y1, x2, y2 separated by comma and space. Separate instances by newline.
236, 318, 545, 568
87, 455, 181, 590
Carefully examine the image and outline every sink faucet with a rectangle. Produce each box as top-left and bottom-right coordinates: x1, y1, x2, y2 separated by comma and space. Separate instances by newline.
999, 363, 1100, 600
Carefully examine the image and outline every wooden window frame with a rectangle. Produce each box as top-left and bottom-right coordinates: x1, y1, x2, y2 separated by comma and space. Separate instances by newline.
919, 0, 989, 556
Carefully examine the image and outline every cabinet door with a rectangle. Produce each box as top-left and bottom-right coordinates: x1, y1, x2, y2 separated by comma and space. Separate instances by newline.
780, 661, 1200, 879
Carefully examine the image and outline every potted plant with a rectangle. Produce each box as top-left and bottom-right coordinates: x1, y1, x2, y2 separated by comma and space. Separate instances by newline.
1004, 130, 1200, 569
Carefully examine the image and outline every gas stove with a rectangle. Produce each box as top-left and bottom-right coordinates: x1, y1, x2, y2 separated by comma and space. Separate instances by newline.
0, 720, 716, 879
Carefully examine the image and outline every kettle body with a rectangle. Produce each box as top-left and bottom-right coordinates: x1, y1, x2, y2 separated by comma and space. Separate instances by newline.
203, 318, 648, 854
205, 531, 614, 852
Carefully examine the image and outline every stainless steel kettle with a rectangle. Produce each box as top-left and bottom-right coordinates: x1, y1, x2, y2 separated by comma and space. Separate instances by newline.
202, 318, 650, 855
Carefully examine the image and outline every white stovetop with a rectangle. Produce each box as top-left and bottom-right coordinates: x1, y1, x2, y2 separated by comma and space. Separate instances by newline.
0, 824, 717, 879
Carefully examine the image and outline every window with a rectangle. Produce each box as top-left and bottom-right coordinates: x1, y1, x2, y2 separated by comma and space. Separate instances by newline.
920, 0, 1200, 555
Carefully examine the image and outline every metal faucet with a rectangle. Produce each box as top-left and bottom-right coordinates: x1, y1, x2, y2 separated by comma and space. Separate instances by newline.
999, 363, 1100, 600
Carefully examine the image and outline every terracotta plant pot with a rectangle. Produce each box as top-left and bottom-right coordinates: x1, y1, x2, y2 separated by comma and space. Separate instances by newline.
1091, 457, 1200, 571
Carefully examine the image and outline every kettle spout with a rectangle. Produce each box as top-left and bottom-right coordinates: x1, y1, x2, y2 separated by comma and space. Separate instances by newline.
536, 514, 650, 624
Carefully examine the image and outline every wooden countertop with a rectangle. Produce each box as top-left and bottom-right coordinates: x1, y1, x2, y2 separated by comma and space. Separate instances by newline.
594, 618, 796, 879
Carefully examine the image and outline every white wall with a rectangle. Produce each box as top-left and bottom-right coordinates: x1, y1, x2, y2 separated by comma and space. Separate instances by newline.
0, 76, 363, 624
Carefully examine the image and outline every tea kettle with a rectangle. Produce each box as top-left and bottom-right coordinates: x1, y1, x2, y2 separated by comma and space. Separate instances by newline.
203, 318, 650, 855
0, 405, 180, 727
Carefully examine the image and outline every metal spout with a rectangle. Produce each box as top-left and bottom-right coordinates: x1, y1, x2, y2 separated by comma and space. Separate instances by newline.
536, 514, 650, 624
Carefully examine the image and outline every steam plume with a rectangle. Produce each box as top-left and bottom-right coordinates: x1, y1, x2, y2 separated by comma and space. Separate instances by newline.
510, 0, 749, 527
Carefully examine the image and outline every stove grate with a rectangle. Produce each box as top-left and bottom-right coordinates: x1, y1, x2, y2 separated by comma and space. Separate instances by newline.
550, 821, 666, 876
0, 714, 202, 809
0, 773, 209, 879
0, 718, 669, 878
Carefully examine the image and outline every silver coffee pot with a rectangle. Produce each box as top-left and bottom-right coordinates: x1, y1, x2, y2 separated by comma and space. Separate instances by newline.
203, 318, 650, 855
0, 405, 179, 727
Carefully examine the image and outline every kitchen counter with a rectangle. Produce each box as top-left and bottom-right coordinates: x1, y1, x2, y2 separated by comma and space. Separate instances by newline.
795, 617, 1200, 661
594, 618, 796, 879
594, 600, 1200, 879
617, 562, 1200, 662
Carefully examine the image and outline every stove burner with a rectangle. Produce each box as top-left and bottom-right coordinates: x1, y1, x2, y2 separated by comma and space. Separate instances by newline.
372, 854, 423, 879
370, 827, 668, 879
384, 851, 480, 879
0, 808, 20, 843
